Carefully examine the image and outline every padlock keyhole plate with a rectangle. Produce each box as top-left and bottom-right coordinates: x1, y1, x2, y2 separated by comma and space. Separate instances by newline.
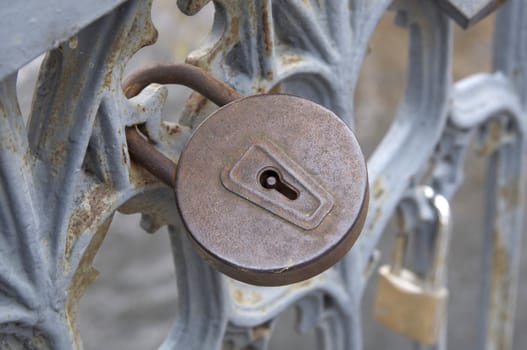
259, 168, 299, 200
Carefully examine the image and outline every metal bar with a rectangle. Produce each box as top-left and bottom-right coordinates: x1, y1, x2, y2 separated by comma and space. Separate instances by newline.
474, 0, 527, 348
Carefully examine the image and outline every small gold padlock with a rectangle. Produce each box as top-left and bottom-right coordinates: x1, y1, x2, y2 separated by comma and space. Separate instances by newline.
373, 186, 451, 345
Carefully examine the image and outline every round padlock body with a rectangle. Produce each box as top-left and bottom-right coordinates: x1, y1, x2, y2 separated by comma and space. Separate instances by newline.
175, 94, 368, 286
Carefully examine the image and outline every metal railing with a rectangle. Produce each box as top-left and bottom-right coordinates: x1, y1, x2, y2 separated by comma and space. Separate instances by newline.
0, 0, 525, 349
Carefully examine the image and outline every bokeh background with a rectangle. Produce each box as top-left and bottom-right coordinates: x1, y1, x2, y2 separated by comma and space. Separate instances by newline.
16, 1, 527, 349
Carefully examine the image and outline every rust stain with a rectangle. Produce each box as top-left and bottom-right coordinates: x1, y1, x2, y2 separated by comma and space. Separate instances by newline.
366, 207, 382, 234
67, 63, 83, 116
122, 145, 128, 166
289, 278, 312, 290
232, 288, 243, 303
488, 227, 512, 349
128, 158, 162, 187
230, 15, 240, 41
280, 54, 302, 65
68, 36, 78, 50
188, 93, 208, 112
177, 0, 212, 16
479, 120, 502, 156
498, 180, 519, 212
162, 122, 182, 136
186, 6, 239, 68
0, 133, 17, 153
64, 184, 116, 264
66, 215, 113, 349
373, 178, 385, 199
261, 0, 272, 56
103, 0, 158, 90
248, 0, 256, 19
102, 44, 122, 90
231, 288, 263, 305
494, 0, 508, 10
22, 150, 32, 168
51, 142, 67, 176
363, 251, 379, 278
269, 83, 282, 93
180, 93, 210, 127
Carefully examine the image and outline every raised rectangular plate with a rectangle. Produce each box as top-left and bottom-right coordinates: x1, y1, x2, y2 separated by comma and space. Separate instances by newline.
220, 138, 334, 230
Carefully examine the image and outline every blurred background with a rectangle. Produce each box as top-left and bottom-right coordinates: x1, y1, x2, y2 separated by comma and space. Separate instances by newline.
15, 1, 527, 349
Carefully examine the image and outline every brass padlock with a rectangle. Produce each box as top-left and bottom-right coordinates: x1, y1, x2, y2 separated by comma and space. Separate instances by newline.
373, 186, 451, 345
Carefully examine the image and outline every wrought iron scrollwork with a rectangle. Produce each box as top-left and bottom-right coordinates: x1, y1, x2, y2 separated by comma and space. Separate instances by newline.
0, 0, 525, 349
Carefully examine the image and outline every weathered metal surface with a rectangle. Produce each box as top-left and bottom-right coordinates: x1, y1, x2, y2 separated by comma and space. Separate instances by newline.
176, 94, 368, 286
437, 0, 508, 28
0, 0, 129, 80
0, 0, 525, 349
481, 2, 527, 347
0, 0, 164, 348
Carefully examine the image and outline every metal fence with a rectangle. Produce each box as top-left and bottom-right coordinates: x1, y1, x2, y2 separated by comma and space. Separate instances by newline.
0, 0, 525, 349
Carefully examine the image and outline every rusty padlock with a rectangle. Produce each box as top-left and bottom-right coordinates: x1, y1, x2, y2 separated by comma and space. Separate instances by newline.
176, 94, 369, 286
123, 64, 369, 286
373, 186, 451, 345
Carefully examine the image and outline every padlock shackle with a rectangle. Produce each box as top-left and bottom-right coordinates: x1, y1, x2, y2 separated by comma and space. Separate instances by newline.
125, 126, 178, 187
121, 64, 243, 187
123, 63, 243, 104
426, 189, 452, 289
391, 208, 409, 276
390, 186, 452, 290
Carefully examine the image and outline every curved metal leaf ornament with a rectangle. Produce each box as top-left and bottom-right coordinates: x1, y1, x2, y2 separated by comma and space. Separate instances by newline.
170, 0, 453, 349
0, 0, 171, 348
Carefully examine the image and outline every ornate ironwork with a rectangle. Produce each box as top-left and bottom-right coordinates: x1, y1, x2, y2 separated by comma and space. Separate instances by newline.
0, 0, 525, 349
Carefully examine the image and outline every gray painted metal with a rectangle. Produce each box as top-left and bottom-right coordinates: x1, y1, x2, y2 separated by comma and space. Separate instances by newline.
437, 0, 506, 27
0, 0, 525, 349
0, 0, 128, 80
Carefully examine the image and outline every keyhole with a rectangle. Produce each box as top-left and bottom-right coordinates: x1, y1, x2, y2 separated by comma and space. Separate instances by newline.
259, 169, 299, 200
